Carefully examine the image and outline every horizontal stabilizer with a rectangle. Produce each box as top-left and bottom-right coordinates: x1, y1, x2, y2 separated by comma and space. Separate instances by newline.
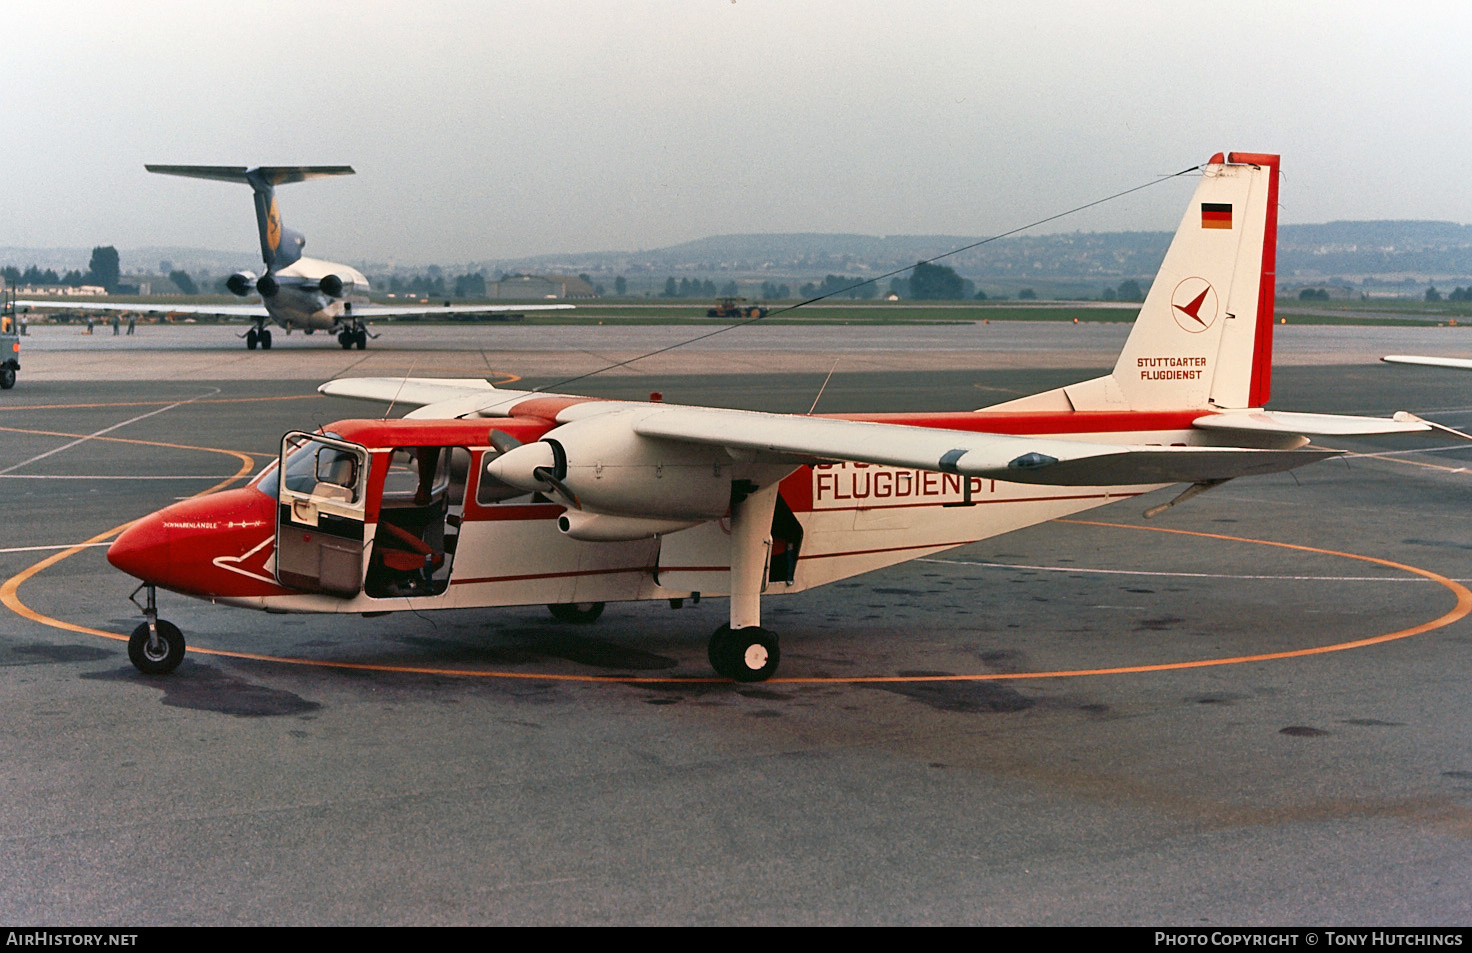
146, 165, 355, 186
1194, 410, 1432, 436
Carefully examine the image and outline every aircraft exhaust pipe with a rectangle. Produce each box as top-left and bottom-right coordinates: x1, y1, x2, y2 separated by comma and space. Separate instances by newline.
256, 274, 279, 297
319, 274, 344, 297
225, 271, 256, 296
557, 511, 700, 541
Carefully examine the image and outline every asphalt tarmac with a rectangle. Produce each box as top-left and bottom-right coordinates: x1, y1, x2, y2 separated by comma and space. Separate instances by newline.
4, 324, 1472, 925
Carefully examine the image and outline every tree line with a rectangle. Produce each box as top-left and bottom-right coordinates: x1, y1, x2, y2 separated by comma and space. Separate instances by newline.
2, 247, 121, 292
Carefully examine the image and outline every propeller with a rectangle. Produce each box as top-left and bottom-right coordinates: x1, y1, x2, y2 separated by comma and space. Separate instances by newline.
530, 439, 580, 509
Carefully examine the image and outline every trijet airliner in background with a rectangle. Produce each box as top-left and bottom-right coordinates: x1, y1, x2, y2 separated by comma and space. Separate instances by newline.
19, 165, 572, 350
106, 152, 1441, 682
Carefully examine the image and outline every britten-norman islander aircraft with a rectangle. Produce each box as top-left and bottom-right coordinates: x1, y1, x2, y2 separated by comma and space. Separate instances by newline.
19, 165, 572, 350
107, 152, 1439, 681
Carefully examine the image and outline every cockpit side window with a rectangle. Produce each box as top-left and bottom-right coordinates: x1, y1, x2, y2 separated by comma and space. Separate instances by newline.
265, 432, 361, 503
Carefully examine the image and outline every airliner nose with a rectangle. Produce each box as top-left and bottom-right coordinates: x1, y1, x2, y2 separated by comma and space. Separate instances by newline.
107, 514, 172, 582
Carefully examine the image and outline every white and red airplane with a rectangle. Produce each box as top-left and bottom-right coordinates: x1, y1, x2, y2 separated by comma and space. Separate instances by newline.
107, 151, 1436, 681
19, 165, 572, 349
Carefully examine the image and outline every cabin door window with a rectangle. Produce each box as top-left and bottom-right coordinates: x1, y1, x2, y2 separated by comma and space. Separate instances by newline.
274, 432, 369, 596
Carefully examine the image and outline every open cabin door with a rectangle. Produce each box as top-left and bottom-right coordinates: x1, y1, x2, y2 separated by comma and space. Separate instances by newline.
275, 432, 369, 596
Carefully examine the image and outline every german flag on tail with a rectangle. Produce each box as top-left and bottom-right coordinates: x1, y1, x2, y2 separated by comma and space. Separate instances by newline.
1201, 202, 1233, 229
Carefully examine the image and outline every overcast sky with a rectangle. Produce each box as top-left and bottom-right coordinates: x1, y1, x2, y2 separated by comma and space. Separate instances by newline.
8, 0, 1472, 266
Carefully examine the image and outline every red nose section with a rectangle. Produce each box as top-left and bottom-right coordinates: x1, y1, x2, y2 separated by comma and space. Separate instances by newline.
107, 512, 172, 582
107, 488, 279, 597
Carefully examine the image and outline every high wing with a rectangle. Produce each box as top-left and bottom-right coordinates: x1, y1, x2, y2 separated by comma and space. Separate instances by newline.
626, 404, 1337, 485
320, 377, 1373, 487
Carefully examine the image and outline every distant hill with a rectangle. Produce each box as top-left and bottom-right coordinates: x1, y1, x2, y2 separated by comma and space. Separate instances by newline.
7, 221, 1472, 293
498, 221, 1472, 287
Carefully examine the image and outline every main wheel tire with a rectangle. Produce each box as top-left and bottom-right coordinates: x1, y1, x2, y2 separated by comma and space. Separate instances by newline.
708, 624, 780, 682
0, 367, 14, 389
547, 601, 605, 624
260, 329, 272, 349
128, 620, 186, 675
246, 328, 258, 350
354, 329, 367, 349
339, 332, 352, 349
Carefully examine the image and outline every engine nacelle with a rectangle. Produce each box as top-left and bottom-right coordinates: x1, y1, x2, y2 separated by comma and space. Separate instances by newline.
557, 511, 700, 541
225, 271, 256, 296
319, 273, 344, 297
256, 273, 279, 297
484, 409, 792, 522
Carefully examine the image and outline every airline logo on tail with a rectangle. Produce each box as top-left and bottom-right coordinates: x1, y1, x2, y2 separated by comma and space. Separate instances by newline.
265, 197, 282, 255
1170, 277, 1218, 333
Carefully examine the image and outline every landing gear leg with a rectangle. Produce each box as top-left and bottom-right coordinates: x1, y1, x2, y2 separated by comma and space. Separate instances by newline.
706, 481, 782, 681
126, 583, 185, 674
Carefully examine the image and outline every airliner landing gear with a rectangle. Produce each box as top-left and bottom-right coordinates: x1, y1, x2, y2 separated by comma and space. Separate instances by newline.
708, 624, 780, 681
245, 326, 273, 350
338, 327, 367, 349
127, 584, 185, 674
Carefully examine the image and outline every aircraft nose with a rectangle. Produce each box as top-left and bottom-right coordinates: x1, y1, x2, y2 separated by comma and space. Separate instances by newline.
107, 513, 172, 582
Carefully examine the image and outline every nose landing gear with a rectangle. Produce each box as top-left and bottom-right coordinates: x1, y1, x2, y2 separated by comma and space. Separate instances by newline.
126, 583, 185, 674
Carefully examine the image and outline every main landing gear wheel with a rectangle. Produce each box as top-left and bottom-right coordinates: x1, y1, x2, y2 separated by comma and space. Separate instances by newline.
128, 620, 185, 675
547, 601, 605, 624
708, 624, 780, 682
246, 327, 259, 349
259, 328, 272, 349
338, 330, 352, 349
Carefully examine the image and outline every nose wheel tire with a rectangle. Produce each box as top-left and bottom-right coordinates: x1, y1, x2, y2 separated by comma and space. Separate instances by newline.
128, 620, 186, 675
708, 624, 780, 682
547, 601, 605, 624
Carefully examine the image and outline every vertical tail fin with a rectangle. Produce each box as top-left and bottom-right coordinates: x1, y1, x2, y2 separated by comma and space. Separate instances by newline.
145, 165, 355, 271
1059, 152, 1280, 412
986, 152, 1281, 415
